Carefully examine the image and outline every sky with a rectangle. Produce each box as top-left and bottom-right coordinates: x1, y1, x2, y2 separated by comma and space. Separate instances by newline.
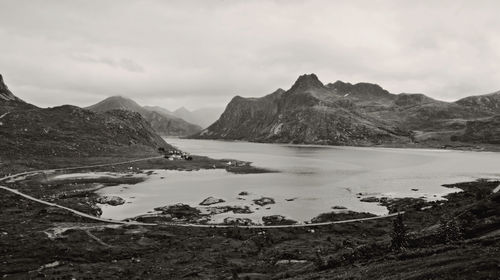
1, 0, 499, 110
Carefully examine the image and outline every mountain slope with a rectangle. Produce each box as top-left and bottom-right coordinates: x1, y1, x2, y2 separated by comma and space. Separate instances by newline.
86, 96, 202, 136
172, 107, 224, 128
0, 75, 170, 159
195, 74, 410, 145
455, 91, 500, 114
456, 115, 500, 144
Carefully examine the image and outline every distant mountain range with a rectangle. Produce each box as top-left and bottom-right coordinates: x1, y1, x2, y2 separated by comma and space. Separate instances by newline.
0, 75, 169, 159
86, 96, 202, 136
171, 106, 224, 129
193, 73, 500, 146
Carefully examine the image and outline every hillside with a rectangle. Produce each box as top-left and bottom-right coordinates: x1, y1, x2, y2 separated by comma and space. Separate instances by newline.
0, 76, 170, 159
456, 115, 500, 144
194, 74, 499, 147
455, 90, 500, 114
86, 96, 202, 136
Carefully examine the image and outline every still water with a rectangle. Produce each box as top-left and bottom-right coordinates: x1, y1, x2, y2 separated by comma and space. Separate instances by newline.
97, 139, 500, 223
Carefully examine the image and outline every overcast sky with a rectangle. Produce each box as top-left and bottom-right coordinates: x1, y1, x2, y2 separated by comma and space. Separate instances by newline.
1, 0, 499, 110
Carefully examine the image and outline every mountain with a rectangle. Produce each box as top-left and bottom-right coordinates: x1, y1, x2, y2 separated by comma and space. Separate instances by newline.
194, 74, 410, 145
143, 105, 172, 116
0, 74, 37, 114
0, 75, 170, 159
455, 90, 500, 114
172, 106, 224, 128
193, 73, 500, 146
86, 96, 202, 136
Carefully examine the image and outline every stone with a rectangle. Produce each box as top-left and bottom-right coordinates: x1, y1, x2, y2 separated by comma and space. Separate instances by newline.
199, 196, 225, 206
95, 196, 126, 206
253, 197, 275, 206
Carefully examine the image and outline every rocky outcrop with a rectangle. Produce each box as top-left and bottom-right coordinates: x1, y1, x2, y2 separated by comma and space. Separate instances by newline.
0, 74, 37, 114
87, 96, 202, 136
199, 197, 225, 206
96, 196, 126, 206
262, 215, 297, 226
0, 74, 18, 101
253, 197, 275, 206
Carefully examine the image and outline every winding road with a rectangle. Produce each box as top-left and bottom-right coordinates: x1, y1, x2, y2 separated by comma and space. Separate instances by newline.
0, 156, 403, 229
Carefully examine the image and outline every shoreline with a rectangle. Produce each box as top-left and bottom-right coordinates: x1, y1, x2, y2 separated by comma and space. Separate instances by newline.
1, 173, 498, 279
176, 137, 500, 153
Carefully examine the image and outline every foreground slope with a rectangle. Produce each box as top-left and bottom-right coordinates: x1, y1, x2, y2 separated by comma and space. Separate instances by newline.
87, 96, 202, 136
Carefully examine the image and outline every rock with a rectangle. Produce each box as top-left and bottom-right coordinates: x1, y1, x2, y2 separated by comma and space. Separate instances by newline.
223, 217, 254, 226
411, 188, 419, 191
332, 205, 347, 210
154, 203, 200, 219
262, 215, 297, 226
360, 197, 380, 203
96, 196, 125, 206
253, 197, 275, 206
199, 196, 225, 206
202, 205, 253, 215
238, 191, 249, 196
133, 214, 173, 223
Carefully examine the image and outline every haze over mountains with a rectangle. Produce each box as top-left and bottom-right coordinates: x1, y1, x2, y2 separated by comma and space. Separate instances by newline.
194, 74, 500, 146
86, 96, 202, 136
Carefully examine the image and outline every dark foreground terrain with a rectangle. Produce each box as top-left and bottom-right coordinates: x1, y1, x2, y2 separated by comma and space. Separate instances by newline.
1, 156, 499, 279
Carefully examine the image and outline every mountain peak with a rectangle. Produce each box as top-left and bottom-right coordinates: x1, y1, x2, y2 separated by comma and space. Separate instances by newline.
174, 107, 190, 114
289, 73, 324, 91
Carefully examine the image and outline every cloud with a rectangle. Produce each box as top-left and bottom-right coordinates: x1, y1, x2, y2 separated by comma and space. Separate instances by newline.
0, 0, 499, 109
71, 54, 145, 73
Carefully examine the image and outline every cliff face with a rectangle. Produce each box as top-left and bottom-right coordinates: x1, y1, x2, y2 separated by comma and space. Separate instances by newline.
86, 96, 202, 136
196, 74, 409, 145
194, 73, 500, 146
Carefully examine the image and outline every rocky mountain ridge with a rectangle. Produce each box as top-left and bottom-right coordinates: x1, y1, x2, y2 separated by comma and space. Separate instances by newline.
194, 73, 500, 147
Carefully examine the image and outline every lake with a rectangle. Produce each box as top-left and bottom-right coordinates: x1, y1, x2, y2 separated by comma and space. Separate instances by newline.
97, 139, 500, 224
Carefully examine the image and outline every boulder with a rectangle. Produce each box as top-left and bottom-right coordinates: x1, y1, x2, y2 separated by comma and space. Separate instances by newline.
154, 203, 200, 219
199, 196, 225, 206
223, 217, 254, 226
95, 196, 126, 206
262, 215, 297, 226
253, 197, 275, 206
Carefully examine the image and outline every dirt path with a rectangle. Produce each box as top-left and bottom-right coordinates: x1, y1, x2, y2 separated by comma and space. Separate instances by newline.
0, 156, 403, 229
0, 155, 164, 182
